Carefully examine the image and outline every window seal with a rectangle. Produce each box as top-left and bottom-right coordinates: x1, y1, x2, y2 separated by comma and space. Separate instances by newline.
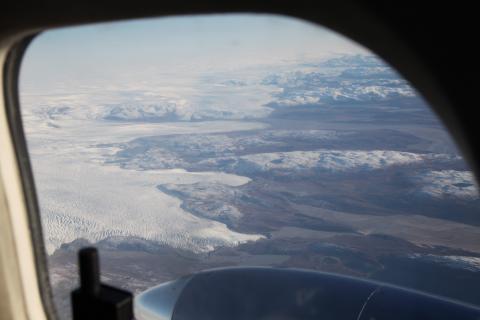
3, 34, 58, 320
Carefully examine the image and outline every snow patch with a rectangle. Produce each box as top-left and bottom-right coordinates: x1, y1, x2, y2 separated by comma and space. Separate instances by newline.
416, 170, 479, 199
203, 150, 427, 173
409, 254, 480, 272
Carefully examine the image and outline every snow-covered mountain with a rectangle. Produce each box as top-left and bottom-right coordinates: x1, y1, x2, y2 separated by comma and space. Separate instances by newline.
199, 150, 457, 174
22, 54, 419, 124
263, 55, 415, 107
416, 170, 479, 199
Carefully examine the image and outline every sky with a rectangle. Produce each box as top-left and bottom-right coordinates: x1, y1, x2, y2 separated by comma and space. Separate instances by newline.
20, 14, 368, 93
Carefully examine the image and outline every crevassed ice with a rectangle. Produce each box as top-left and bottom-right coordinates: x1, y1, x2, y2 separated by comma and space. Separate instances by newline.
39, 164, 263, 254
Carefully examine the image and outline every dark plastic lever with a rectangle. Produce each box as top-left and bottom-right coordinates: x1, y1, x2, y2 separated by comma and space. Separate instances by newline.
79, 247, 101, 296
71, 247, 133, 320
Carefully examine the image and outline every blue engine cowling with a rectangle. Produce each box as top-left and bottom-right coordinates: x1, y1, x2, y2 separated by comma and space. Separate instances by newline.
135, 267, 480, 320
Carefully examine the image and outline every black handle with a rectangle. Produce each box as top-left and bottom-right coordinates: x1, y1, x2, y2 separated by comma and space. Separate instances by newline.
71, 247, 133, 320
79, 247, 101, 296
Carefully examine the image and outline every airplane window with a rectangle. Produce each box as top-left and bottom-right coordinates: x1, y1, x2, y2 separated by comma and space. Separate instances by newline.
19, 14, 480, 318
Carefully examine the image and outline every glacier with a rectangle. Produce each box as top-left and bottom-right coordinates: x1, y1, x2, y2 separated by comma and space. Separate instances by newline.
22, 113, 266, 254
